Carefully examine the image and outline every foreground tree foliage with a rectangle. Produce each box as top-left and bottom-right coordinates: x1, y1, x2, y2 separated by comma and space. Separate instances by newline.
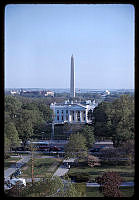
95, 171, 123, 197
5, 176, 84, 197
93, 95, 134, 146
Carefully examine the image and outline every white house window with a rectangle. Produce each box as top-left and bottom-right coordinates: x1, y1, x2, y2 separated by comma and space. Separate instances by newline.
77, 111, 80, 121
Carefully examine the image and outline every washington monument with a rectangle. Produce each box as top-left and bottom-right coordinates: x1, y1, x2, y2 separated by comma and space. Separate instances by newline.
70, 54, 75, 98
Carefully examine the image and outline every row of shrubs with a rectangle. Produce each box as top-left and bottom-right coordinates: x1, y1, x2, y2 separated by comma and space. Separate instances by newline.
101, 159, 132, 166
68, 172, 90, 182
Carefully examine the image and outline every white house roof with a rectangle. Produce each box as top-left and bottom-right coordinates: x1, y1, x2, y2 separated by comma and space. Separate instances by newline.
63, 158, 76, 163
50, 103, 92, 110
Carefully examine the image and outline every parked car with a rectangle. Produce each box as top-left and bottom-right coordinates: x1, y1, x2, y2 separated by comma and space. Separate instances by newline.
49, 146, 61, 151
90, 146, 106, 153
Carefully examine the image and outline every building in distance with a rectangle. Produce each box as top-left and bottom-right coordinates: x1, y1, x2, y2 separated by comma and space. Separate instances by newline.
9, 89, 55, 97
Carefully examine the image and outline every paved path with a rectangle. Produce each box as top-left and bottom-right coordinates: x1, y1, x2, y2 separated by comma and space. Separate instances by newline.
4, 155, 31, 180
53, 164, 69, 177
26, 178, 42, 183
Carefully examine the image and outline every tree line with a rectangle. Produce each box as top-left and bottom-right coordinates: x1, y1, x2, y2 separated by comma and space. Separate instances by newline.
5, 95, 53, 152
4, 94, 134, 153
93, 94, 134, 146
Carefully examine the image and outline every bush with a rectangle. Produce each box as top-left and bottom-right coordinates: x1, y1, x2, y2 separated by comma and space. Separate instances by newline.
4, 153, 10, 159
69, 172, 89, 182
95, 171, 123, 197
101, 159, 129, 166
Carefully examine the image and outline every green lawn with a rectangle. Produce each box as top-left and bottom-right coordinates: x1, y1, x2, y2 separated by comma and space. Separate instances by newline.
19, 157, 62, 178
86, 187, 104, 197
120, 186, 134, 197
86, 186, 134, 197
4, 157, 21, 169
68, 159, 134, 197
68, 160, 134, 182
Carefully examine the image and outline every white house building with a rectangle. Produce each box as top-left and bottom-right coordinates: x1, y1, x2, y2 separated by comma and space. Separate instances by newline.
50, 100, 97, 124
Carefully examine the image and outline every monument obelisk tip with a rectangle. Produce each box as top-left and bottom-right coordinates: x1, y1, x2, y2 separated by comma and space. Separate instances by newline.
70, 55, 75, 98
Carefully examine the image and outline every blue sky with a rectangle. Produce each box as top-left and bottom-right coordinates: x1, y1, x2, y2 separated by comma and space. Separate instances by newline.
5, 4, 135, 89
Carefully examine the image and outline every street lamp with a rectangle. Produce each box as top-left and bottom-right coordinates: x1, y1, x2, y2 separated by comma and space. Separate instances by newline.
51, 122, 55, 146
50, 111, 55, 145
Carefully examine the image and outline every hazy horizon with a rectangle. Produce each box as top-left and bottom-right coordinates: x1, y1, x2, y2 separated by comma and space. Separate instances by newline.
5, 87, 134, 91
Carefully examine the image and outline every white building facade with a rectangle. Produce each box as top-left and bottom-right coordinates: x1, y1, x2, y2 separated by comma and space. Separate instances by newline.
50, 100, 97, 124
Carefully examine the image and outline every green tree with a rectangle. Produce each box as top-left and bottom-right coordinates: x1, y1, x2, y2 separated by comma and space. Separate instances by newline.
15, 109, 34, 146
15, 107, 46, 145
64, 133, 88, 161
110, 95, 134, 146
33, 123, 51, 140
4, 136, 11, 154
5, 96, 22, 119
119, 139, 134, 166
38, 103, 52, 122
5, 122, 20, 151
93, 101, 113, 139
93, 95, 134, 146
81, 125, 95, 149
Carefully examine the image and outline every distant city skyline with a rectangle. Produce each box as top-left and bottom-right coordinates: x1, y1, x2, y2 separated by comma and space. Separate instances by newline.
5, 4, 135, 89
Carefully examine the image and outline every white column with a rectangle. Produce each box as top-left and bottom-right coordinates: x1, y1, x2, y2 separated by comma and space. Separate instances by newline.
85, 110, 88, 123
80, 111, 82, 122
64, 110, 66, 122
69, 110, 71, 122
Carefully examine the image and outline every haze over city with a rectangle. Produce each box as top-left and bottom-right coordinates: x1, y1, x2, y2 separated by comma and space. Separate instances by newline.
5, 4, 135, 90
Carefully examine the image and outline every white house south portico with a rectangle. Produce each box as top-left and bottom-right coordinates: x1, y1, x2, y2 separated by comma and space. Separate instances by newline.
50, 55, 98, 125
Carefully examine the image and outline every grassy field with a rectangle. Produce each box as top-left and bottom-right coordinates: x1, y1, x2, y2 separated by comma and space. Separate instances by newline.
120, 186, 134, 197
19, 157, 62, 178
68, 160, 134, 182
4, 157, 21, 169
68, 159, 134, 197
5, 155, 134, 197
86, 186, 134, 197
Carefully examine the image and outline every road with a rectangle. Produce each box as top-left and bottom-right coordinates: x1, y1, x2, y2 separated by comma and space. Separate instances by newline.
86, 181, 134, 187
4, 155, 31, 181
